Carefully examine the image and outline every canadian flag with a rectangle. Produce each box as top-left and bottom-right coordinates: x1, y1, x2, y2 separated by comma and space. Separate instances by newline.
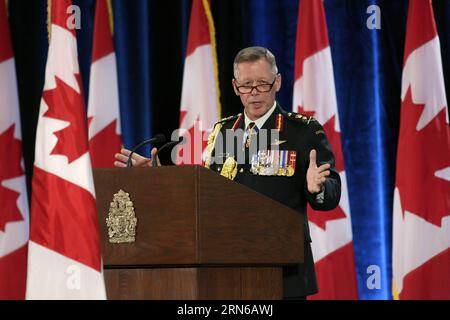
26, 0, 106, 299
178, 0, 220, 165
0, 0, 29, 300
87, 0, 122, 168
292, 0, 358, 299
392, 0, 450, 300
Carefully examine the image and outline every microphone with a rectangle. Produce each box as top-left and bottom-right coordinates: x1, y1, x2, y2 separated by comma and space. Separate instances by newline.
151, 137, 183, 167
126, 133, 166, 168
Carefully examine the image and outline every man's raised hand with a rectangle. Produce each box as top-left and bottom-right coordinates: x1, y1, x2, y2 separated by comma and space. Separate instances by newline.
306, 149, 330, 194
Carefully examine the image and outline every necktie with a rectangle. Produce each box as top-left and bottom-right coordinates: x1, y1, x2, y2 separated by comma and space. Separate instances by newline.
245, 122, 258, 148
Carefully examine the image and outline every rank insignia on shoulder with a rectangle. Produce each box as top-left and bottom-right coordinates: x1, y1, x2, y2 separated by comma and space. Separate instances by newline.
287, 112, 314, 125
295, 114, 313, 124
250, 150, 297, 177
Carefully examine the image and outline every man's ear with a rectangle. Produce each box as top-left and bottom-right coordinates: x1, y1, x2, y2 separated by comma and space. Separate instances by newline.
275, 74, 282, 92
232, 79, 240, 96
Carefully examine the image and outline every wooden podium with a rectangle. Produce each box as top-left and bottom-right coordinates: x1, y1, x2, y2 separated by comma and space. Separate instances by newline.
93, 166, 303, 300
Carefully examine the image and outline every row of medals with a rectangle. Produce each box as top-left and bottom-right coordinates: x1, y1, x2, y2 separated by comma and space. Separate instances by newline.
250, 149, 296, 177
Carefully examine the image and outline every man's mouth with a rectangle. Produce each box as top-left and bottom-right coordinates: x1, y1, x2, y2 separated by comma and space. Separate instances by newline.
250, 101, 263, 107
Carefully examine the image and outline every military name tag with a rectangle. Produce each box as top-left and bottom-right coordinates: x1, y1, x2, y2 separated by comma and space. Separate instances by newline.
251, 150, 297, 177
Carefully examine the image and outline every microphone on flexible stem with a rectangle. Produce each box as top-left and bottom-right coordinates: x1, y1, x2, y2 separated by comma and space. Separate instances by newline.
151, 137, 183, 167
126, 133, 166, 168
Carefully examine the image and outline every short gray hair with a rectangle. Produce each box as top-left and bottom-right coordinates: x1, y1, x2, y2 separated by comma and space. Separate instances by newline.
233, 46, 278, 78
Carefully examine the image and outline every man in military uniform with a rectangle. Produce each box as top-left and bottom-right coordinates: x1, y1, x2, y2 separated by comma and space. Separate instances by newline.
115, 46, 341, 299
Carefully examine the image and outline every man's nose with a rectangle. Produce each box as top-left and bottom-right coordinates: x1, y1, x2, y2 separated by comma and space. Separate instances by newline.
250, 87, 260, 95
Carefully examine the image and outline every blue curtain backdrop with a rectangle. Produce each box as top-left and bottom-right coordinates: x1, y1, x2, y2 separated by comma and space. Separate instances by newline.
112, 0, 152, 153
77, 0, 154, 154
8, 0, 450, 300
70, 0, 155, 154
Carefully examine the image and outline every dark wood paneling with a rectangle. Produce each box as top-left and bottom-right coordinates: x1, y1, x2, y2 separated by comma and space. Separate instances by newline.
197, 268, 242, 300
240, 268, 283, 300
104, 268, 197, 300
197, 267, 283, 300
105, 267, 282, 300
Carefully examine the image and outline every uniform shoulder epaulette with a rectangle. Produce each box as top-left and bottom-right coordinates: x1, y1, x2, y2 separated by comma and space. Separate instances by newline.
215, 113, 242, 124
285, 112, 316, 125
205, 114, 241, 169
216, 113, 242, 124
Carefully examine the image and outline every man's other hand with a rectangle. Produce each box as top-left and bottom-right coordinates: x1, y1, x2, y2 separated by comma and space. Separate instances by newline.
114, 148, 161, 167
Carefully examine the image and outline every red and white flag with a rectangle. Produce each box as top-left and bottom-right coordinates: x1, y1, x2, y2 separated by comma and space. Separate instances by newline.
292, 0, 358, 299
178, 0, 220, 165
393, 0, 450, 300
87, 0, 122, 167
0, 0, 29, 299
26, 0, 106, 299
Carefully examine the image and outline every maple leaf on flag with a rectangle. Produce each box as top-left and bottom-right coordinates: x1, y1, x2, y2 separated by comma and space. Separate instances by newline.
0, 125, 24, 231
43, 75, 89, 163
88, 118, 122, 168
322, 116, 345, 172
397, 88, 450, 227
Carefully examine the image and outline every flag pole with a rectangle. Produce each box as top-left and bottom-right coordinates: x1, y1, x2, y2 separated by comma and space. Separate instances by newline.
47, 0, 51, 41
201, 0, 221, 119
106, 0, 114, 36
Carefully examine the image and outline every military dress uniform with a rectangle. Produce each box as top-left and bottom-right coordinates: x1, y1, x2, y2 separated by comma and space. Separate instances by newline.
204, 103, 341, 298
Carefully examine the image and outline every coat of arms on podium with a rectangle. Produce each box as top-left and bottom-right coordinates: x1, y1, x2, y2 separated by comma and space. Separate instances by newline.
106, 189, 137, 243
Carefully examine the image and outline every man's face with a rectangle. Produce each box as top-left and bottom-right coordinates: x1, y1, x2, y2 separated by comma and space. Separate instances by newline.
232, 59, 281, 121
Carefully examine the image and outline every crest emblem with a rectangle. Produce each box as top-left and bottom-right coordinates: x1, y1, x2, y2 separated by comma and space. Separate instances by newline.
106, 190, 137, 244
